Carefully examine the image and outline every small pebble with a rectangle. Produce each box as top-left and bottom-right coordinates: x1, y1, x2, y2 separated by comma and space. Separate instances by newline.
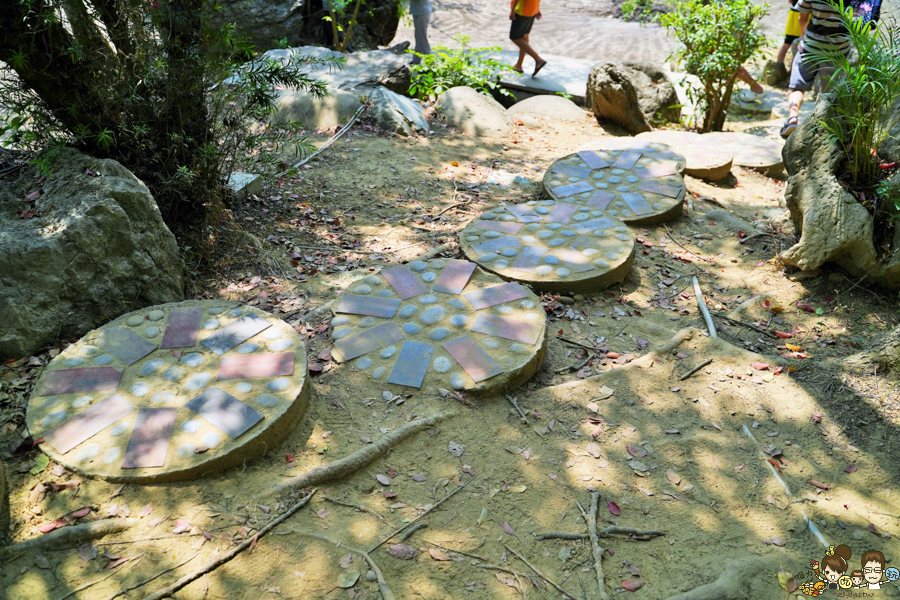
573, 294, 585, 302
366, 571, 377, 583
558, 296, 575, 305
148, 310, 165, 321
126, 315, 145, 327
203, 319, 220, 330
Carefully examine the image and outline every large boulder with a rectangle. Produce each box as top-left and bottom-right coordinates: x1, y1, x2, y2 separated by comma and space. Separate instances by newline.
272, 88, 363, 129
508, 95, 589, 121
367, 86, 429, 135
435, 86, 512, 138
207, 0, 400, 53
782, 98, 900, 288
586, 62, 681, 134
0, 149, 184, 359
260, 46, 412, 96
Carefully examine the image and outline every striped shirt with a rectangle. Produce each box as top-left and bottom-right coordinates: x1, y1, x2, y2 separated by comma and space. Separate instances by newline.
797, 0, 851, 55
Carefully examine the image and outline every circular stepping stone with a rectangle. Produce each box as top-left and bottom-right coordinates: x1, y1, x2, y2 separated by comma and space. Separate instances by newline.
26, 301, 310, 483
705, 132, 784, 177
730, 89, 784, 116
635, 131, 734, 181
543, 139, 687, 225
460, 201, 634, 293
330, 260, 546, 395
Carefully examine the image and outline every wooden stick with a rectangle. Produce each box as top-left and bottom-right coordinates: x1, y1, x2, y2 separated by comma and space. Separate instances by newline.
288, 529, 396, 600
710, 311, 777, 338
692, 276, 717, 339
663, 224, 704, 260
504, 544, 579, 600
141, 491, 316, 600
680, 358, 713, 381
579, 493, 609, 600
53, 562, 130, 600
106, 549, 201, 600
535, 527, 668, 541
268, 413, 453, 496
322, 495, 393, 526
368, 477, 473, 553
505, 394, 529, 423
555, 356, 591, 374
0, 518, 138, 560
558, 337, 604, 352
276, 105, 366, 177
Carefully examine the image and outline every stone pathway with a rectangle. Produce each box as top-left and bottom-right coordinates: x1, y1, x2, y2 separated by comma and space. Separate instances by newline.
330, 259, 546, 395
705, 132, 785, 176
543, 139, 687, 224
636, 130, 734, 181
27, 301, 309, 482
459, 201, 634, 293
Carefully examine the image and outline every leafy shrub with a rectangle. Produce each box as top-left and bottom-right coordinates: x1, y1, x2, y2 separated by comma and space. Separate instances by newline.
0, 0, 336, 238
808, 1, 900, 189
660, 0, 768, 131
621, 0, 657, 23
408, 34, 512, 100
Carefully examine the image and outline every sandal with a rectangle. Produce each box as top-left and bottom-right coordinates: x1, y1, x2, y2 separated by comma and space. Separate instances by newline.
511, 66, 524, 74
780, 116, 799, 138
532, 60, 547, 78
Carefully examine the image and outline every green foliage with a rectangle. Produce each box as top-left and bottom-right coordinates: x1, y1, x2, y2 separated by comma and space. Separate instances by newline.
621, 0, 656, 23
808, 2, 900, 189
876, 180, 900, 223
325, 0, 363, 52
660, 0, 768, 131
408, 35, 511, 100
0, 0, 337, 236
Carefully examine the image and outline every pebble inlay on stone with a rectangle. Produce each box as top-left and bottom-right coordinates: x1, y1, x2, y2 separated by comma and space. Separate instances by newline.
705, 132, 785, 177
635, 130, 734, 182
459, 200, 635, 293
330, 260, 546, 394
26, 300, 311, 483
543, 138, 687, 224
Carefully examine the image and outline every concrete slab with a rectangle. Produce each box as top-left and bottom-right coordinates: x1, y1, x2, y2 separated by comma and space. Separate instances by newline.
488, 51, 598, 104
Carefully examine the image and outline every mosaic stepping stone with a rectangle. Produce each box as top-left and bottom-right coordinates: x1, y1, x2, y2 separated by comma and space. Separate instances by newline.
635, 130, 734, 181
543, 138, 688, 224
705, 132, 785, 177
459, 201, 634, 293
329, 260, 546, 395
26, 300, 310, 483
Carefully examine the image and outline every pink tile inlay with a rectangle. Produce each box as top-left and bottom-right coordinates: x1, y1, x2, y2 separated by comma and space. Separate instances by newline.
121, 408, 177, 469
442, 338, 503, 383
160, 306, 203, 349
37, 367, 123, 396
381, 265, 428, 299
433, 260, 477, 295
43, 394, 135, 455
218, 352, 295, 380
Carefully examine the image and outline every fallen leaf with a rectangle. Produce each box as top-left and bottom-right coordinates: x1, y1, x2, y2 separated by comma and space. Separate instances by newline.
808, 480, 831, 490
773, 331, 792, 339
412, 474, 426, 482
448, 441, 464, 457
386, 544, 418, 560
429, 548, 451, 561
622, 579, 644, 592
868, 523, 881, 536
172, 519, 191, 534
771, 536, 786, 547
70, 507, 91, 519
666, 469, 680, 485
750, 362, 770, 371
376, 474, 391, 486
607, 502, 621, 516
734, 464, 744, 471
785, 343, 802, 352
147, 517, 164, 529
337, 569, 360, 588
586, 401, 599, 413
777, 571, 798, 593
797, 302, 816, 312
509, 485, 527, 493
139, 504, 153, 517
502, 522, 516, 536
586, 443, 603, 458
844, 465, 857, 473
626, 444, 647, 458
35, 555, 51, 569
77, 543, 98, 562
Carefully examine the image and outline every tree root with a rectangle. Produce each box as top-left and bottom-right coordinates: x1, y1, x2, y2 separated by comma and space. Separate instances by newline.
322, 495, 394, 526
504, 543, 579, 600
0, 518, 138, 561
267, 412, 453, 496
661, 556, 778, 600
141, 490, 316, 600
535, 526, 668, 541
579, 492, 609, 600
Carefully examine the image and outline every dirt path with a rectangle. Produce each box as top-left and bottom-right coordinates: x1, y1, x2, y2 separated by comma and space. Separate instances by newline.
2, 83, 900, 599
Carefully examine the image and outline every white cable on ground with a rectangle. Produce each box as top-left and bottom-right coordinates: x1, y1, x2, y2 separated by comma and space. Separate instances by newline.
692, 275, 717, 339
276, 104, 367, 178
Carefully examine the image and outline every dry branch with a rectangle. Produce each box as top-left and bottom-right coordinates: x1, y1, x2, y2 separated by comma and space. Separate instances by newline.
535, 527, 667, 541
268, 412, 453, 496
579, 493, 609, 600
692, 276, 717, 339
504, 544, 579, 600
662, 556, 775, 600
141, 490, 316, 600
0, 518, 137, 560
322, 495, 393, 526
679, 358, 713, 381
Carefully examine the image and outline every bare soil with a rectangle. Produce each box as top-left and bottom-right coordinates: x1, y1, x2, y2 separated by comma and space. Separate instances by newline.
2, 93, 900, 600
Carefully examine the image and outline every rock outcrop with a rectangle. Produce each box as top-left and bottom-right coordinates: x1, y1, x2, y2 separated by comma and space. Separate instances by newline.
368, 86, 429, 135
586, 62, 680, 134
0, 149, 184, 359
435, 86, 512, 138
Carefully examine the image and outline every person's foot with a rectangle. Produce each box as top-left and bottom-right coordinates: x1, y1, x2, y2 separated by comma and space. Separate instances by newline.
780, 116, 799, 138
511, 66, 524, 74
532, 60, 547, 78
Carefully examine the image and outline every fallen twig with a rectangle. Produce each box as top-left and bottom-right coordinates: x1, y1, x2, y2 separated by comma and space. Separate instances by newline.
287, 529, 396, 600
107, 549, 201, 600
399, 522, 428, 541
54, 561, 130, 600
268, 413, 453, 496
710, 312, 777, 339
664, 224, 704, 261
680, 358, 713, 381
368, 478, 473, 553
555, 356, 591, 374
738, 232, 777, 245
535, 527, 668, 541
436, 202, 470, 216
578, 493, 609, 600
276, 105, 366, 177
505, 395, 529, 423
504, 544, 579, 600
141, 491, 316, 600
692, 276, 717, 339
558, 337, 605, 352
322, 495, 393, 526
1, 518, 138, 561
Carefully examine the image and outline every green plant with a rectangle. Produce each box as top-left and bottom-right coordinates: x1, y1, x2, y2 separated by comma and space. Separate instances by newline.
660, 0, 768, 131
621, 0, 656, 23
808, 2, 900, 189
408, 34, 512, 100
0, 0, 337, 238
324, 0, 363, 52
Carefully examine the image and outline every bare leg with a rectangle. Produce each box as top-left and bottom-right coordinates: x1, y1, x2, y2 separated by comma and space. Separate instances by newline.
512, 33, 543, 70
787, 89, 803, 120
776, 43, 790, 64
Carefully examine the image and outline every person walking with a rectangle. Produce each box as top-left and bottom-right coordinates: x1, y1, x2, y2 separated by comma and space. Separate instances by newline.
410, 0, 433, 65
509, 0, 547, 77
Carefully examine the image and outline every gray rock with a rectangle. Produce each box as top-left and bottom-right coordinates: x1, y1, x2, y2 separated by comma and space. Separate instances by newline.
586, 62, 680, 134
782, 98, 900, 288
271, 88, 363, 130
435, 86, 512, 138
368, 86, 428, 135
508, 95, 589, 121
0, 460, 7, 545
0, 148, 183, 359
260, 47, 412, 96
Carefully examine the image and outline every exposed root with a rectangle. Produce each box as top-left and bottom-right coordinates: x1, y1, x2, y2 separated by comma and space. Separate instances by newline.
0, 518, 138, 560
661, 556, 782, 600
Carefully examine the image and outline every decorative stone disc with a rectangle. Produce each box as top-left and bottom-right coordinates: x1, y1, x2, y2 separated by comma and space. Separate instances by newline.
730, 89, 783, 116
330, 260, 546, 395
543, 139, 687, 225
705, 132, 784, 177
26, 301, 310, 483
635, 131, 734, 181
459, 201, 634, 293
